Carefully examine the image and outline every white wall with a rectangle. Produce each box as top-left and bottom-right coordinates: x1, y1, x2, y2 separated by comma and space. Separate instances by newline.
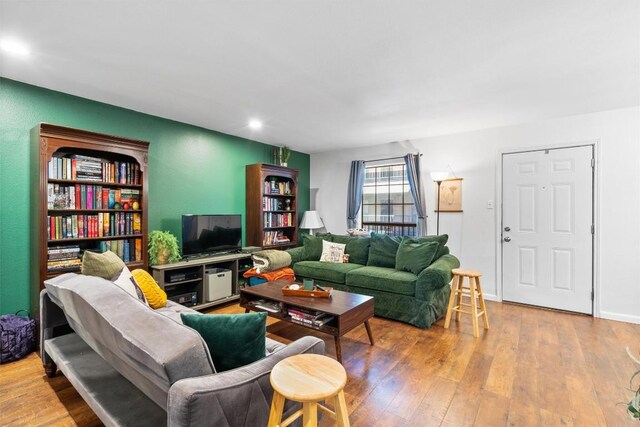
311, 106, 640, 324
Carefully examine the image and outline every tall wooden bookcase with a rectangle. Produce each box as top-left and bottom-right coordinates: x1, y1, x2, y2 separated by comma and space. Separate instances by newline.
31, 123, 149, 312
246, 163, 298, 249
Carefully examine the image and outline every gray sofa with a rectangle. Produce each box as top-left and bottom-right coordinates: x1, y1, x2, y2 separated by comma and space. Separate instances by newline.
40, 273, 325, 427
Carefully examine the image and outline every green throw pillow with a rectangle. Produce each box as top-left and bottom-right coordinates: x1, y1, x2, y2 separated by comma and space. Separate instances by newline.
416, 234, 449, 260
395, 239, 440, 275
331, 234, 371, 265
181, 312, 267, 372
302, 233, 333, 261
367, 232, 402, 268
81, 250, 126, 280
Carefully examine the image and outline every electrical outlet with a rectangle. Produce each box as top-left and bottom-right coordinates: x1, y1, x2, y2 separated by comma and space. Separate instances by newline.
487, 200, 494, 209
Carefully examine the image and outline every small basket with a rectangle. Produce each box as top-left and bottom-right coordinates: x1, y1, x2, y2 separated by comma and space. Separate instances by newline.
0, 310, 35, 364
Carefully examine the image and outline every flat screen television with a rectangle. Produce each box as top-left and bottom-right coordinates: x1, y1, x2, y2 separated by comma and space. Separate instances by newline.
181, 214, 242, 258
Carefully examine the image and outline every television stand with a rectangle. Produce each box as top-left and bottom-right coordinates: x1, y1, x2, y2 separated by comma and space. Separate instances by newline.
151, 251, 254, 311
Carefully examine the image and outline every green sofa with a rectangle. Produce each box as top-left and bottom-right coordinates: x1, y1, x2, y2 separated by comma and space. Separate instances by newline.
286, 232, 460, 329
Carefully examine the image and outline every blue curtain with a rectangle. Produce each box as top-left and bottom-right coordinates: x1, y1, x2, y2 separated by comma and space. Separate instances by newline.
404, 153, 428, 236
347, 160, 365, 229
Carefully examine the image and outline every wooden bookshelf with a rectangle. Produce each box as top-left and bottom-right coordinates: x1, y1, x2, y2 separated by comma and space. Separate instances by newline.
31, 123, 149, 314
246, 163, 298, 249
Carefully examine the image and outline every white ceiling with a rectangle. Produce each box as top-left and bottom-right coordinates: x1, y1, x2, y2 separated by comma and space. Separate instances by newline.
1, 1, 638, 153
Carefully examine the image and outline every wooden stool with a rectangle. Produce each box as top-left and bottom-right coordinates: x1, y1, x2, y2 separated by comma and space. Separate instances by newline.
268, 354, 350, 427
444, 268, 489, 337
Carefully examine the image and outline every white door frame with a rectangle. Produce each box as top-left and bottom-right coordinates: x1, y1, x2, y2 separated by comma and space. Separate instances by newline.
494, 140, 600, 317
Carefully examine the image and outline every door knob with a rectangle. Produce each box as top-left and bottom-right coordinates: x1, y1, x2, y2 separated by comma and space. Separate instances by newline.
504, 226, 511, 232
504, 236, 511, 242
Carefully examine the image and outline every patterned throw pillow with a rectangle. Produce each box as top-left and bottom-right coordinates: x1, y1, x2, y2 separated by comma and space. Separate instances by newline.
81, 250, 125, 279
131, 269, 167, 309
319, 240, 346, 263
111, 267, 149, 306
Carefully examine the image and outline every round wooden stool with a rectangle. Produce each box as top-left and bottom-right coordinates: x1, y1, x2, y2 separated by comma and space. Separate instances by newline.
444, 268, 489, 337
268, 354, 350, 427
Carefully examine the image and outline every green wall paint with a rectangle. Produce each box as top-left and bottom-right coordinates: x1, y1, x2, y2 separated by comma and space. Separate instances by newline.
0, 78, 310, 314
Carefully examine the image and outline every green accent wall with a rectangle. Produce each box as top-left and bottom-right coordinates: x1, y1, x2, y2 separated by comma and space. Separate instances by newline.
0, 78, 310, 314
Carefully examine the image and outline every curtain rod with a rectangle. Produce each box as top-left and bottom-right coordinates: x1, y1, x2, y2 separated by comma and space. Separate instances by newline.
364, 153, 422, 163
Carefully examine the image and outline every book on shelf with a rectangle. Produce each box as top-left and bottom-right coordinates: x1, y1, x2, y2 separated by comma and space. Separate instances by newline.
47, 184, 141, 211
47, 155, 141, 185
288, 310, 335, 327
47, 212, 142, 240
251, 299, 281, 313
262, 230, 291, 246
262, 212, 294, 228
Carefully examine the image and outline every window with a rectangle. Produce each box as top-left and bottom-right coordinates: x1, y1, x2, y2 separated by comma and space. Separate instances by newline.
361, 163, 417, 236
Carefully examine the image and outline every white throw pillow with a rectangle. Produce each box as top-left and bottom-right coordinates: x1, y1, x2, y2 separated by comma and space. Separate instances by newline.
319, 240, 346, 263
112, 266, 149, 305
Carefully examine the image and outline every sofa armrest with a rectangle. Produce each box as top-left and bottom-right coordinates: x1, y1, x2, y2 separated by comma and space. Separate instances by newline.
167, 336, 325, 427
415, 254, 460, 300
286, 246, 307, 264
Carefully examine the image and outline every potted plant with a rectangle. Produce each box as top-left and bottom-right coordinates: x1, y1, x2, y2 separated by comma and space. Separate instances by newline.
148, 230, 181, 265
279, 146, 291, 167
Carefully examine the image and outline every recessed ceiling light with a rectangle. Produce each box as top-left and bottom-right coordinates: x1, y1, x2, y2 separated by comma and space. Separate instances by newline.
0, 38, 30, 56
248, 119, 263, 130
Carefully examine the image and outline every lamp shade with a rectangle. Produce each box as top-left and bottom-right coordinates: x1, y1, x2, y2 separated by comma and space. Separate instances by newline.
430, 171, 450, 182
300, 210, 324, 229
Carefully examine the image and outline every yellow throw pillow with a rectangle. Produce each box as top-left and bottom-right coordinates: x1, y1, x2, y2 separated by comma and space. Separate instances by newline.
131, 269, 167, 309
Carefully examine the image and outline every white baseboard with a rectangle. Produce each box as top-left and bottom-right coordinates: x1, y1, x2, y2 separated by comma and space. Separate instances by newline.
598, 311, 640, 325
482, 293, 500, 302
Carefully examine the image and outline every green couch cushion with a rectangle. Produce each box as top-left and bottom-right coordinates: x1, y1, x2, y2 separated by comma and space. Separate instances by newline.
180, 312, 267, 372
395, 239, 439, 275
330, 234, 371, 265
302, 234, 333, 261
366, 233, 401, 268
346, 266, 417, 296
293, 260, 364, 284
416, 234, 449, 260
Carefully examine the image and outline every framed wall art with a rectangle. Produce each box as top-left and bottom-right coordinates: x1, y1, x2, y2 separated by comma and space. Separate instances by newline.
435, 178, 463, 212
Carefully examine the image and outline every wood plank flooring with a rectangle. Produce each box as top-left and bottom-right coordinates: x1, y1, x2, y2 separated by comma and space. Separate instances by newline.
1, 300, 638, 426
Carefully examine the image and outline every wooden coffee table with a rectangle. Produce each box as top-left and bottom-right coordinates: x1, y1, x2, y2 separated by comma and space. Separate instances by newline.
240, 280, 375, 363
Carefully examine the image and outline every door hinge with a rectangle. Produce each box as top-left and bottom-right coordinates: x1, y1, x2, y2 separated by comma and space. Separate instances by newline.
591, 158, 595, 168
591, 225, 594, 234
591, 291, 594, 301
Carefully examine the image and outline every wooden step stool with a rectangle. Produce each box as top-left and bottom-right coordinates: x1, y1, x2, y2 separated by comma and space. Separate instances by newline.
444, 268, 489, 337
268, 354, 350, 427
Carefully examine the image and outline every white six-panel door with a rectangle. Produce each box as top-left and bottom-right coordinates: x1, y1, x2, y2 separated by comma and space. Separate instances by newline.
502, 146, 593, 314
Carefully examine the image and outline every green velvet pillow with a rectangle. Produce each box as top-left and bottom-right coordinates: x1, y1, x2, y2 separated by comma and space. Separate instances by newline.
180, 312, 267, 372
416, 234, 449, 260
367, 232, 402, 268
81, 250, 126, 280
331, 234, 371, 265
302, 233, 333, 261
395, 238, 440, 275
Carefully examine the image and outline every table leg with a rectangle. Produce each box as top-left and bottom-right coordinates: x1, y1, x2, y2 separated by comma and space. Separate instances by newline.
244, 308, 250, 314
334, 336, 342, 364
364, 320, 375, 345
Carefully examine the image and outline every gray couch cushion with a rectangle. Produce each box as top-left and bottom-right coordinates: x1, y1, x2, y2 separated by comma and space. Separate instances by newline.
44, 273, 216, 409
293, 260, 364, 284
155, 300, 200, 322
346, 266, 418, 296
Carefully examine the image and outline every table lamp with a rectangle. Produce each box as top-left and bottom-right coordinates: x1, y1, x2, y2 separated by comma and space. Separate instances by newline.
300, 211, 324, 235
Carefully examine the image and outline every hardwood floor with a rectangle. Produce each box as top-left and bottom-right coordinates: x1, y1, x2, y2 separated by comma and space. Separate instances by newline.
1, 301, 638, 426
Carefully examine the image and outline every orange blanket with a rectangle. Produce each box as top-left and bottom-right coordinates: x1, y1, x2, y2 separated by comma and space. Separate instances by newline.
242, 267, 296, 282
